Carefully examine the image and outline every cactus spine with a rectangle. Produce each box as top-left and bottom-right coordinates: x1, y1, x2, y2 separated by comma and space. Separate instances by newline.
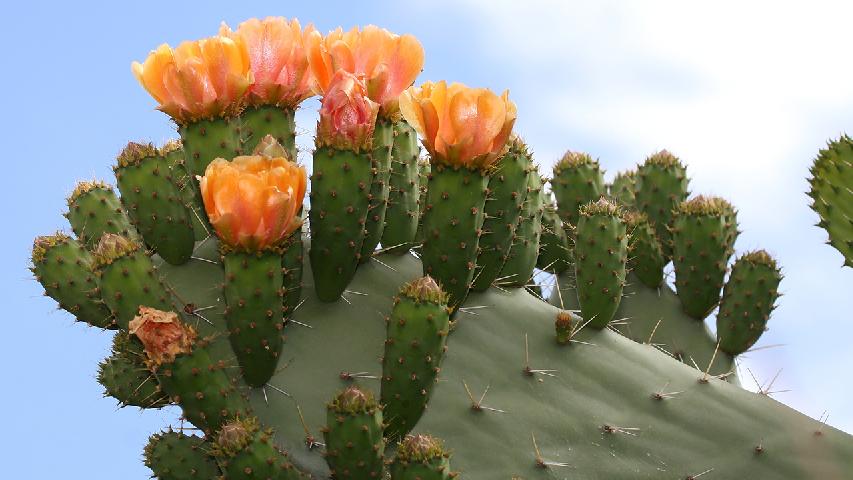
471, 137, 533, 291
717, 250, 782, 355
309, 146, 373, 301
381, 276, 450, 440
324, 386, 385, 479
809, 135, 853, 266
114, 142, 195, 265
382, 119, 422, 253
574, 198, 628, 328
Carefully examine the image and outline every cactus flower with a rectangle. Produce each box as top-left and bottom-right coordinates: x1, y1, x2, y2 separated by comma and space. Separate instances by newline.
129, 307, 196, 365
220, 17, 316, 108
316, 70, 380, 152
308, 25, 424, 118
400, 81, 517, 169
199, 155, 306, 251
131, 36, 252, 124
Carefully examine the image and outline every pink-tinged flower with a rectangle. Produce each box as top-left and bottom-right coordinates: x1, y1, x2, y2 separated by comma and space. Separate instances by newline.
199, 155, 306, 251
308, 25, 424, 118
400, 81, 517, 169
129, 307, 196, 366
316, 70, 380, 152
220, 17, 316, 108
131, 36, 252, 124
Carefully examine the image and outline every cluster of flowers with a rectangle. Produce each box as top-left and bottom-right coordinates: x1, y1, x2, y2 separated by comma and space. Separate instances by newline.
133, 16, 516, 251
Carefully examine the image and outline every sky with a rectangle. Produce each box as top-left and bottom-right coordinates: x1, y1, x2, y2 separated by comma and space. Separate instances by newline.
2, 1, 851, 477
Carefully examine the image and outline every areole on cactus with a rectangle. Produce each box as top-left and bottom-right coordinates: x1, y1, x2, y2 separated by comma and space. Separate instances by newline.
29, 13, 853, 480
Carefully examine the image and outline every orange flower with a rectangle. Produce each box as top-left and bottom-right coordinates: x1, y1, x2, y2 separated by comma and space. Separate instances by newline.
400, 81, 517, 169
132, 36, 252, 124
220, 17, 316, 108
308, 25, 424, 117
129, 307, 196, 366
199, 155, 306, 251
316, 70, 380, 152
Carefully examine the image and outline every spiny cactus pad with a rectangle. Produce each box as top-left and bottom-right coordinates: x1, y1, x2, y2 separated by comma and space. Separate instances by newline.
809, 135, 853, 266
32, 15, 853, 480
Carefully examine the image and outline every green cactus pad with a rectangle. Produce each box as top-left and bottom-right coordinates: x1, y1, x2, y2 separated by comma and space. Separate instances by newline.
98, 332, 168, 408
609, 170, 637, 208
282, 230, 305, 319
94, 235, 175, 330
498, 171, 545, 288
413, 159, 431, 248
65, 181, 138, 249
382, 119, 421, 254
240, 105, 298, 160
144, 430, 220, 480
324, 386, 385, 479
554, 310, 574, 345
717, 251, 782, 356
115, 142, 195, 265
160, 141, 210, 241
214, 417, 306, 480
472, 138, 532, 291
309, 146, 373, 302
420, 164, 489, 310
551, 151, 605, 226
390, 434, 454, 480
634, 150, 689, 259
31, 233, 115, 329
574, 198, 628, 329
382, 277, 451, 440
178, 116, 242, 179
808, 135, 853, 266
536, 200, 573, 274
624, 211, 665, 288
154, 338, 252, 434
360, 118, 395, 263
671, 196, 736, 319
223, 250, 285, 388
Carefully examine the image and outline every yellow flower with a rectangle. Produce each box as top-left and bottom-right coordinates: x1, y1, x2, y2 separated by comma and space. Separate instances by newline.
316, 70, 380, 152
400, 81, 517, 169
308, 25, 424, 117
199, 155, 306, 251
131, 36, 252, 124
220, 17, 316, 108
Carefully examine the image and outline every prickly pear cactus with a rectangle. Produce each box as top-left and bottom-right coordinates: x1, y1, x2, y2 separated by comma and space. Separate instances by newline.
31, 16, 853, 480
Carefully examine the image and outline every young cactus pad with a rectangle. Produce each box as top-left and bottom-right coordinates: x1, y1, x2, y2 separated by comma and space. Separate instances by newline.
809, 135, 853, 266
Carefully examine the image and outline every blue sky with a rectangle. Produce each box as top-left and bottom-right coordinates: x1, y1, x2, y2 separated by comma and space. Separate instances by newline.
3, 1, 852, 477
